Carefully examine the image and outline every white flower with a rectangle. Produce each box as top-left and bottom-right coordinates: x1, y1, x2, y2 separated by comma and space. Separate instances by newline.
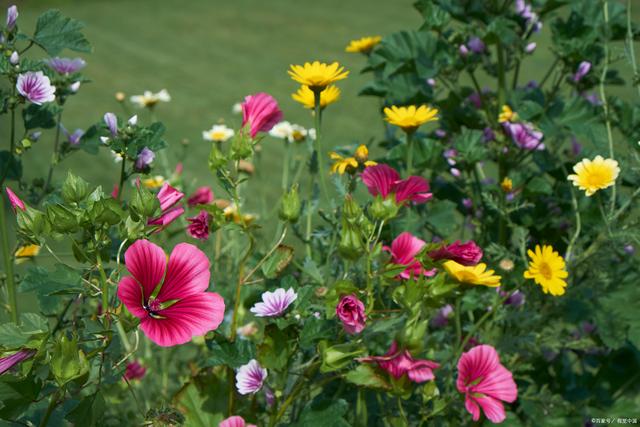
269, 121, 293, 140
236, 359, 267, 395
202, 124, 234, 142
99, 136, 110, 144
69, 81, 81, 92
128, 115, 138, 126
250, 288, 297, 317
111, 150, 124, 163
308, 128, 317, 140
130, 89, 171, 108
289, 124, 308, 142
232, 102, 243, 114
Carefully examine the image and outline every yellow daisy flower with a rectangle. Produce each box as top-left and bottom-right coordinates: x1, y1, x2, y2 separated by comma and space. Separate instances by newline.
345, 36, 382, 54
524, 245, 568, 296
500, 177, 513, 192
329, 145, 377, 175
292, 85, 341, 109
383, 105, 438, 133
567, 155, 620, 197
14, 244, 40, 264
443, 261, 501, 287
142, 175, 165, 189
288, 61, 349, 91
498, 105, 518, 123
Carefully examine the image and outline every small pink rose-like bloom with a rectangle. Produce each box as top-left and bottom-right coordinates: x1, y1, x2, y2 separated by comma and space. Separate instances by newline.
187, 186, 214, 207
148, 182, 185, 228
16, 71, 55, 105
384, 232, 435, 280
336, 294, 366, 334
5, 187, 25, 212
241, 92, 283, 138
123, 361, 146, 381
236, 359, 267, 395
117, 240, 225, 347
0, 349, 35, 375
457, 345, 518, 424
250, 288, 297, 317
359, 341, 439, 383
219, 416, 257, 427
429, 240, 483, 266
361, 164, 432, 205
187, 210, 210, 240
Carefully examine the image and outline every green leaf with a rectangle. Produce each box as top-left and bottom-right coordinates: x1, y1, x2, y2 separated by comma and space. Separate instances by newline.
0, 151, 22, 181
344, 364, 390, 390
205, 338, 255, 368
61, 171, 89, 203
176, 383, 222, 427
22, 103, 61, 130
20, 264, 83, 314
0, 375, 43, 419
454, 127, 487, 164
425, 200, 459, 236
299, 318, 334, 349
261, 245, 294, 279
33, 10, 91, 55
0, 313, 48, 349
302, 257, 323, 284
290, 399, 350, 427
65, 392, 106, 426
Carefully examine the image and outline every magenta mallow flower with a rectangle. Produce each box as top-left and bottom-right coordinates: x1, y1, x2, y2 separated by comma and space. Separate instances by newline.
235, 359, 267, 395
104, 112, 117, 137
573, 61, 592, 83
384, 232, 436, 280
457, 345, 518, 423
6, 5, 17, 31
219, 416, 257, 427
503, 122, 544, 151
250, 288, 297, 317
0, 349, 35, 375
431, 304, 454, 328
45, 57, 86, 74
124, 361, 146, 381
187, 186, 214, 207
117, 240, 225, 347
5, 187, 25, 212
241, 92, 283, 138
468, 37, 485, 54
336, 294, 366, 334
359, 341, 440, 383
429, 240, 483, 266
148, 182, 185, 228
361, 164, 432, 205
187, 210, 210, 240
16, 72, 55, 105
135, 147, 155, 170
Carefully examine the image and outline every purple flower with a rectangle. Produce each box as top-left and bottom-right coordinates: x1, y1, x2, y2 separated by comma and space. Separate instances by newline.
426, 78, 436, 87
124, 361, 146, 381
450, 167, 461, 178
16, 72, 56, 105
583, 92, 601, 106
468, 37, 485, 54
502, 290, 525, 307
6, 5, 17, 31
571, 137, 582, 156
9, 51, 18, 65
104, 112, 117, 137
63, 127, 84, 146
525, 42, 537, 53
623, 244, 635, 255
46, 57, 86, 74
515, 0, 541, 31
250, 288, 297, 317
431, 304, 453, 328
483, 127, 496, 142
462, 198, 473, 210
525, 80, 539, 89
435, 129, 447, 139
236, 359, 267, 395
573, 61, 591, 83
0, 349, 34, 375
503, 122, 544, 151
135, 147, 155, 170
459, 44, 469, 57
468, 92, 482, 108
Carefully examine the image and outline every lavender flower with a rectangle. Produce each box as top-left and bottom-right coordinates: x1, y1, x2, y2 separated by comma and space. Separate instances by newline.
431, 304, 454, 328
462, 198, 473, 210
503, 121, 544, 151
0, 349, 34, 375
6, 5, 17, 31
16, 72, 56, 105
426, 78, 436, 87
459, 44, 469, 57
515, 0, 541, 31
434, 129, 447, 139
235, 359, 267, 395
573, 61, 591, 83
571, 137, 582, 156
583, 92, 601, 106
9, 51, 18, 65
623, 244, 635, 255
104, 112, 117, 137
483, 127, 496, 142
46, 57, 86, 74
250, 288, 297, 317
450, 167, 461, 178
502, 290, 525, 307
135, 147, 155, 170
62, 126, 84, 146
468, 37, 485, 54
525, 42, 537, 53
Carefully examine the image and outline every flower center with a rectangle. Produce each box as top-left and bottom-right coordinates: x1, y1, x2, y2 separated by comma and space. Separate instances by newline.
538, 262, 553, 280
144, 299, 163, 318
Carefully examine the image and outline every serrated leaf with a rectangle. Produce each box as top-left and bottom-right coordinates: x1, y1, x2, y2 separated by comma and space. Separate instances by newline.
344, 364, 390, 390
33, 10, 91, 55
205, 339, 255, 368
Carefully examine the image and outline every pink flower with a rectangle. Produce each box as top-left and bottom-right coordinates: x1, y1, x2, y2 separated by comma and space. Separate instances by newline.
250, 288, 297, 317
123, 361, 146, 381
187, 186, 214, 207
219, 416, 256, 427
0, 349, 35, 375
187, 210, 210, 240
117, 240, 225, 347
16, 72, 56, 105
429, 240, 483, 266
241, 92, 283, 138
457, 345, 518, 424
384, 232, 435, 280
111, 184, 119, 199
336, 294, 366, 334
359, 341, 439, 383
148, 182, 185, 228
4, 187, 25, 212
361, 164, 432, 205
235, 359, 267, 395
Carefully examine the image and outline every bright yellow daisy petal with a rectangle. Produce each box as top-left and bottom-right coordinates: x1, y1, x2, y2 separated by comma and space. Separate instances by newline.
14, 244, 41, 264
288, 61, 349, 91
443, 261, 501, 287
567, 155, 620, 197
523, 244, 568, 296
498, 105, 518, 123
292, 85, 341, 109
383, 105, 439, 133
345, 36, 382, 53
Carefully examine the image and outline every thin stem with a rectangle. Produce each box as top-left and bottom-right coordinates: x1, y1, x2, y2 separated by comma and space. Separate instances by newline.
96, 253, 111, 328
511, 58, 521, 90
496, 43, 507, 108
243, 227, 287, 284
44, 111, 63, 196
0, 197, 18, 323
539, 57, 560, 89
117, 158, 126, 201
405, 131, 415, 175
229, 235, 254, 342
39, 389, 61, 427
313, 90, 329, 203
282, 140, 291, 191
600, 0, 616, 215
627, 0, 640, 98
563, 165, 582, 262
397, 397, 409, 426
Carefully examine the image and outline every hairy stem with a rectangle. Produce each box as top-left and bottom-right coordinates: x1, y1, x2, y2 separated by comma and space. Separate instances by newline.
599, 0, 616, 215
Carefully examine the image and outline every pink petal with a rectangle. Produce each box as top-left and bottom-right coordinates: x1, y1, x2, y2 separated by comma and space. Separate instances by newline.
474, 364, 518, 403
361, 164, 400, 199
394, 176, 432, 204
407, 359, 440, 382
157, 243, 211, 301
465, 396, 482, 421
475, 395, 507, 423
5, 187, 25, 211
148, 207, 185, 227
157, 182, 184, 211
457, 345, 500, 393
117, 276, 147, 318
219, 416, 246, 427
124, 240, 167, 299
391, 232, 426, 264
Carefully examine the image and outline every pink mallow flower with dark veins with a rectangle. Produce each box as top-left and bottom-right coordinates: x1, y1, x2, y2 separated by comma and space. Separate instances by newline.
384, 232, 435, 280
250, 288, 297, 317
241, 92, 283, 138
148, 182, 185, 228
235, 359, 267, 395
359, 341, 440, 383
361, 164, 432, 205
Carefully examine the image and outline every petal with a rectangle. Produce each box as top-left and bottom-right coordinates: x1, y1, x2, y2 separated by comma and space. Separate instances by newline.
394, 176, 432, 204
117, 276, 147, 318
457, 345, 500, 391
391, 232, 426, 264
157, 243, 211, 301
361, 164, 400, 198
465, 396, 482, 421
124, 240, 167, 298
475, 364, 518, 403
476, 395, 507, 423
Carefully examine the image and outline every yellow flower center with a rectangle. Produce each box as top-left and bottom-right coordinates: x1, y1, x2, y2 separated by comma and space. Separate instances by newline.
211, 131, 227, 140
538, 262, 553, 280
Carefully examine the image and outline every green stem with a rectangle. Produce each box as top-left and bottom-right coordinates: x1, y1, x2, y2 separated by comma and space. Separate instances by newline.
39, 389, 61, 427
599, 0, 616, 215
0, 196, 17, 323
44, 111, 63, 196
313, 90, 329, 203
563, 165, 582, 263
539, 57, 560, 89
496, 43, 507, 108
117, 158, 126, 201
627, 0, 640, 98
96, 253, 110, 327
282, 140, 291, 191
397, 397, 408, 426
405, 131, 415, 175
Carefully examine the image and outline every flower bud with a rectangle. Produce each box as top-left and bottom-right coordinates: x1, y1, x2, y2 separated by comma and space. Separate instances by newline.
9, 51, 18, 65
368, 195, 399, 221
70, 81, 81, 92
208, 144, 227, 171
338, 223, 364, 260
50, 335, 89, 387
279, 185, 301, 223
115, 92, 126, 102
61, 171, 89, 203
319, 341, 365, 373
